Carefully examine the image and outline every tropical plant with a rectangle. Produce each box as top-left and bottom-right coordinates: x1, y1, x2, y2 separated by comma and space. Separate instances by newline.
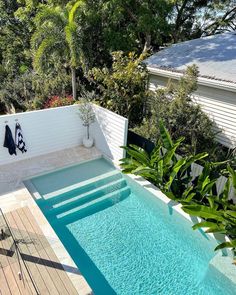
121, 119, 208, 198
183, 202, 236, 253
31, 1, 85, 100
121, 119, 236, 254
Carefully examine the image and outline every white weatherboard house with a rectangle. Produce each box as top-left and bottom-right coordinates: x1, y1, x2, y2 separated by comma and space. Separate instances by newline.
145, 33, 236, 148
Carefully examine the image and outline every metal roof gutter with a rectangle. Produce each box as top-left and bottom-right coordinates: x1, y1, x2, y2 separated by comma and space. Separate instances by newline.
147, 66, 236, 93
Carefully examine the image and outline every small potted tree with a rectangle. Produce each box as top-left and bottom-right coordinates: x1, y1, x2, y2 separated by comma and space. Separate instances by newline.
79, 97, 95, 148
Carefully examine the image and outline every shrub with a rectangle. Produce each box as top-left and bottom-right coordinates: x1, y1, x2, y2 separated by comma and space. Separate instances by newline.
88, 51, 153, 127
43, 95, 74, 109
132, 65, 229, 162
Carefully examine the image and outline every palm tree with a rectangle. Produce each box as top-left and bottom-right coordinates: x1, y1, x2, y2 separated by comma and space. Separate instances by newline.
31, 1, 84, 100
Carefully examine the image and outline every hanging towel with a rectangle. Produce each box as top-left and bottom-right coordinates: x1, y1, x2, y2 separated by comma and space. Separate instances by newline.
3, 125, 17, 155
15, 123, 27, 153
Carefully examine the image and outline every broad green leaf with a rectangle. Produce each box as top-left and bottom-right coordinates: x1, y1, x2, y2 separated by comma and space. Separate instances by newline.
221, 177, 231, 202
122, 146, 150, 166
129, 144, 150, 160
182, 205, 225, 221
228, 164, 236, 191
150, 146, 161, 166
159, 119, 173, 150
192, 221, 221, 230
225, 210, 236, 218
203, 180, 217, 195
206, 196, 218, 209
165, 158, 186, 190
163, 137, 184, 167
180, 152, 208, 177
215, 240, 236, 251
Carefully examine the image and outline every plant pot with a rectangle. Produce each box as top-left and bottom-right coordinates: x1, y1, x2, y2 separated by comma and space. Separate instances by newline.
82, 136, 94, 148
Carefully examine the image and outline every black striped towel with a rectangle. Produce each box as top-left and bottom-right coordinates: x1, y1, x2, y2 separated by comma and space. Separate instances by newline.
15, 123, 27, 153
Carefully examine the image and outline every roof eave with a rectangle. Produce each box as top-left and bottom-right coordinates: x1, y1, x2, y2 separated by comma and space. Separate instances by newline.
147, 66, 236, 93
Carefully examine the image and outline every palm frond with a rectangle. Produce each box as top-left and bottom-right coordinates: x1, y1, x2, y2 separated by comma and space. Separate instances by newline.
65, 23, 78, 67
34, 6, 66, 30
68, 0, 85, 24
33, 37, 61, 72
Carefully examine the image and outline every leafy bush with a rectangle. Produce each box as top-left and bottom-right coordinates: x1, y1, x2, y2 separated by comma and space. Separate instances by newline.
88, 51, 153, 127
43, 95, 74, 109
132, 65, 229, 162
121, 120, 236, 254
0, 69, 72, 113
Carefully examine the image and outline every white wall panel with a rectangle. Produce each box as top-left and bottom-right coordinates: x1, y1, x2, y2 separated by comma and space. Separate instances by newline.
0, 105, 128, 166
0, 105, 83, 165
91, 105, 128, 162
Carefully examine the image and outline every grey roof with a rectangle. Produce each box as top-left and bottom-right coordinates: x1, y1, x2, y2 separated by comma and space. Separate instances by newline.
145, 33, 236, 83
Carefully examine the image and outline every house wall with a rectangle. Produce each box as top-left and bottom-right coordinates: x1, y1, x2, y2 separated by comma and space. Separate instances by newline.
0, 105, 128, 166
149, 73, 236, 148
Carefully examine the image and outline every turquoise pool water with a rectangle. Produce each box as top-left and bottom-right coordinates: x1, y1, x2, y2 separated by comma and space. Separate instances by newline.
30, 157, 235, 295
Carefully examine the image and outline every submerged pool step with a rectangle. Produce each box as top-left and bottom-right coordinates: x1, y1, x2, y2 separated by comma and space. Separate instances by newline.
56, 186, 131, 223
45, 178, 127, 217
41, 170, 123, 206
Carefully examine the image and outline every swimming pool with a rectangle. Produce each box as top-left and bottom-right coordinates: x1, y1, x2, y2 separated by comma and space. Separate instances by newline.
29, 157, 235, 295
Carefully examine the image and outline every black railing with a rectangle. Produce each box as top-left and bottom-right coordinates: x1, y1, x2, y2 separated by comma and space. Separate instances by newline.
128, 130, 155, 154
0, 208, 40, 294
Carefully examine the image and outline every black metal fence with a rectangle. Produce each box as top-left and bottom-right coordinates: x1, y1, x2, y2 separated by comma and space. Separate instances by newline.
127, 130, 155, 154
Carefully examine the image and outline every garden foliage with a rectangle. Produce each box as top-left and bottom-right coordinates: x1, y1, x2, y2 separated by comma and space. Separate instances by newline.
89, 51, 152, 127
121, 120, 236, 254
1, 0, 235, 113
132, 66, 229, 161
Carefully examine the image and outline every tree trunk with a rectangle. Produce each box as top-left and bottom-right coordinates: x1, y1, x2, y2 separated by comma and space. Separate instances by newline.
71, 67, 77, 100
143, 33, 151, 53
87, 125, 90, 140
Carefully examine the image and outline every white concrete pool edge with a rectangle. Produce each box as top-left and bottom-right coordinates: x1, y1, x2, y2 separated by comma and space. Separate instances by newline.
126, 173, 236, 285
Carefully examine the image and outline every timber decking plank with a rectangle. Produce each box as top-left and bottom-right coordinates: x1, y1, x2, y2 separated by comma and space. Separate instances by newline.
6, 211, 50, 295
0, 266, 12, 295
3, 212, 36, 295
8, 262, 34, 295
10, 210, 60, 295
23, 207, 78, 295
0, 228, 32, 295
0, 265, 20, 295
1, 206, 80, 295
17, 208, 70, 295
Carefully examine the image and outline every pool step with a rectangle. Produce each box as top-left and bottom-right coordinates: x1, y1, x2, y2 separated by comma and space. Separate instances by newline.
45, 178, 127, 217
56, 186, 131, 223
40, 170, 123, 206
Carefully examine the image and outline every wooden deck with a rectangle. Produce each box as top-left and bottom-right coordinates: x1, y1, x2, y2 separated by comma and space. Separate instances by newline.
0, 207, 78, 295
